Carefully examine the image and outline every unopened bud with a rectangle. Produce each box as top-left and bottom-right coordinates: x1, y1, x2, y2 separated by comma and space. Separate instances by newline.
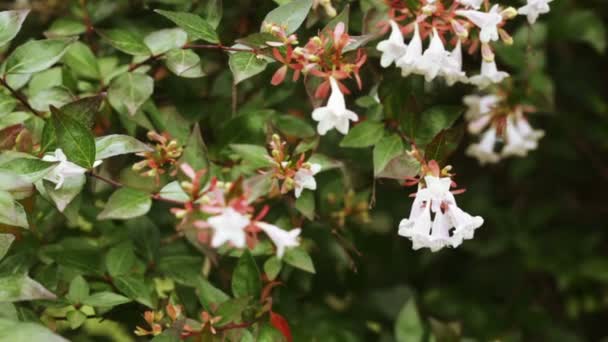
271, 149, 280, 158
284, 177, 294, 190
132, 160, 148, 171
499, 28, 513, 45
451, 19, 469, 39
180, 181, 193, 192
311, 36, 322, 46
501, 7, 517, 20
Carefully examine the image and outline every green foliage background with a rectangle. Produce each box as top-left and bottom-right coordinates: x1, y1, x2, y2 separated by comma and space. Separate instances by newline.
0, 0, 607, 341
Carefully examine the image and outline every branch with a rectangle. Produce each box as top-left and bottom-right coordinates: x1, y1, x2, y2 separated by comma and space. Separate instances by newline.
0, 77, 41, 117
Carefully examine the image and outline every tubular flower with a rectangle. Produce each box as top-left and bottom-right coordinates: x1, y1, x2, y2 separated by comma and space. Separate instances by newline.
466, 126, 501, 164
501, 111, 544, 157
518, 0, 552, 24
455, 5, 503, 43
377, 20, 408, 68
415, 28, 450, 82
457, 0, 484, 10
441, 40, 468, 85
42, 148, 101, 190
396, 23, 423, 77
311, 77, 359, 135
293, 163, 322, 198
398, 175, 484, 252
207, 207, 250, 248
256, 222, 301, 258
468, 59, 509, 89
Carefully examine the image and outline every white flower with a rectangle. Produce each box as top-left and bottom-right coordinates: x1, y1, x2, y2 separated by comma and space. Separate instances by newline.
207, 207, 250, 248
456, 5, 503, 43
42, 148, 101, 190
468, 59, 509, 89
398, 176, 483, 252
377, 20, 407, 68
312, 77, 359, 135
293, 163, 321, 198
441, 40, 468, 85
458, 0, 484, 9
415, 28, 449, 82
501, 112, 544, 157
466, 126, 501, 165
518, 0, 552, 24
256, 222, 301, 258
396, 23, 423, 77
463, 94, 500, 120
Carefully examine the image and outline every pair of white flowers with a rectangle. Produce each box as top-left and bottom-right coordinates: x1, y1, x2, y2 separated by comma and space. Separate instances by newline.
464, 95, 544, 165
377, 20, 507, 88
399, 175, 484, 252
207, 207, 300, 258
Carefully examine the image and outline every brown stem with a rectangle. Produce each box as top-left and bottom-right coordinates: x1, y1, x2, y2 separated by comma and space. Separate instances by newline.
89, 172, 188, 206
0, 77, 41, 117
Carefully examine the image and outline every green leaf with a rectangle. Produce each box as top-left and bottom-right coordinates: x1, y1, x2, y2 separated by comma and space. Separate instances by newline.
258, 323, 287, 342
0, 234, 15, 261
556, 10, 606, 54
204, 0, 223, 29
325, 4, 349, 31
62, 41, 101, 80
231, 250, 261, 298
44, 174, 85, 212
105, 242, 136, 277
66, 310, 87, 329
376, 153, 420, 180
0, 93, 17, 116
373, 134, 404, 176
96, 28, 151, 56
0, 10, 29, 47
50, 106, 96, 168
395, 299, 424, 342
0, 273, 56, 302
340, 121, 385, 148
283, 247, 315, 273
107, 72, 154, 116
0, 319, 68, 342
158, 181, 189, 202
128, 217, 160, 264
415, 106, 463, 147
230, 144, 273, 168
45, 17, 86, 37
62, 95, 103, 128
295, 190, 315, 220
263, 256, 282, 281
4, 38, 75, 74
29, 86, 74, 112
0, 191, 28, 229
0, 158, 57, 183
262, 0, 313, 35
195, 276, 230, 310
144, 28, 188, 55
165, 49, 205, 78
229, 52, 268, 84
82, 292, 131, 307
95, 134, 152, 160
154, 10, 219, 44
113, 275, 154, 308
179, 123, 210, 173
98, 188, 152, 220
273, 115, 315, 138
215, 296, 251, 326
424, 126, 464, 164
66, 275, 90, 304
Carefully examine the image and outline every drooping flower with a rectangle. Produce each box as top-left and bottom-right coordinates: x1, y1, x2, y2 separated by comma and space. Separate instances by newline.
501, 112, 544, 157
458, 0, 484, 10
456, 5, 503, 43
415, 28, 449, 82
398, 175, 484, 252
518, 0, 552, 24
207, 207, 250, 248
311, 77, 359, 135
466, 126, 501, 164
256, 222, 301, 258
468, 59, 509, 89
396, 23, 423, 77
463, 94, 500, 120
377, 20, 407, 68
293, 163, 321, 198
42, 148, 101, 190
441, 40, 468, 85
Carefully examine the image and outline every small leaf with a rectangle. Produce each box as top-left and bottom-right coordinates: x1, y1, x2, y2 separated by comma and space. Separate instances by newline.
376, 153, 420, 180
230, 144, 273, 168
4, 38, 75, 74
66, 310, 87, 329
229, 52, 268, 84
66, 275, 89, 304
105, 242, 136, 277
98, 188, 152, 220
231, 250, 261, 298
0, 158, 57, 183
0, 319, 68, 342
373, 134, 404, 176
273, 115, 315, 138
158, 181, 190, 202
144, 28, 188, 55
45, 17, 85, 37
29, 86, 74, 112
340, 121, 385, 148
0, 10, 29, 47
263, 256, 282, 281
61, 95, 103, 129
97, 28, 151, 56
424, 126, 465, 164
0, 191, 28, 228
82, 292, 131, 307
62, 41, 101, 80
395, 299, 424, 342
295, 190, 315, 220
107, 72, 154, 116
95, 134, 152, 160
283, 247, 315, 273
262, 0, 313, 35
154, 10, 219, 44
179, 123, 210, 173
415, 106, 463, 147
44, 174, 85, 212
0, 234, 15, 261
165, 49, 205, 78
50, 106, 96, 168
204, 0, 223, 29
0, 273, 56, 302
195, 277, 230, 311
113, 275, 154, 308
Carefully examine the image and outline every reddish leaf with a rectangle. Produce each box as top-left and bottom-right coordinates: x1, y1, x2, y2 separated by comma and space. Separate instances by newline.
270, 311, 292, 342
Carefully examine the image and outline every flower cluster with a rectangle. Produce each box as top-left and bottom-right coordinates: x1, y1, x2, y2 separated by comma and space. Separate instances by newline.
464, 92, 544, 165
265, 22, 364, 135
376, 0, 551, 88
172, 164, 301, 258
398, 161, 484, 252
132, 131, 183, 181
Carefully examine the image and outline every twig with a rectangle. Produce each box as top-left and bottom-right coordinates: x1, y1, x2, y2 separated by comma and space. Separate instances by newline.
89, 172, 188, 206
0, 77, 41, 117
